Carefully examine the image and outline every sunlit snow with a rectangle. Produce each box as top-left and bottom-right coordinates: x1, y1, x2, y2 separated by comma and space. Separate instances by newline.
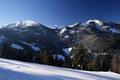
68, 23, 79, 27
22, 20, 39, 27
0, 58, 120, 80
86, 19, 103, 26
60, 28, 67, 34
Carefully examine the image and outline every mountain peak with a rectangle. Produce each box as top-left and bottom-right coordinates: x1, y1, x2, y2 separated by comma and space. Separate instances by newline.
22, 20, 39, 27
2, 20, 40, 28
68, 22, 80, 27
86, 19, 103, 26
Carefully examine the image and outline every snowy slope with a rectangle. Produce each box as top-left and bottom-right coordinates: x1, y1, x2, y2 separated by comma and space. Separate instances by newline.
0, 58, 120, 80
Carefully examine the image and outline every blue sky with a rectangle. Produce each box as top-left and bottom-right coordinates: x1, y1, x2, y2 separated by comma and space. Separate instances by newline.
0, 0, 120, 27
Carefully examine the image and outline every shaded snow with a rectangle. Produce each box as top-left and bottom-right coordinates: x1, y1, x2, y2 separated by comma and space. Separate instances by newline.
34, 32, 41, 35
53, 54, 65, 61
11, 43, 24, 50
31, 46, 40, 52
0, 35, 7, 40
0, 58, 120, 80
109, 28, 120, 34
20, 41, 40, 51
70, 30, 75, 34
48, 25, 59, 29
63, 47, 72, 54
13, 28, 28, 32
57, 55, 65, 61
102, 26, 110, 29
0, 35, 7, 43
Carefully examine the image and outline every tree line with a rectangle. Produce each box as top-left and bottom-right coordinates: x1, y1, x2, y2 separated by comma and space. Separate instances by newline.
65, 44, 120, 73
0, 43, 120, 73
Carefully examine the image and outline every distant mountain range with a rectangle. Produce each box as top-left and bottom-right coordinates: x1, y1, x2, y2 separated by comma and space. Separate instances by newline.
59, 19, 120, 52
0, 19, 120, 73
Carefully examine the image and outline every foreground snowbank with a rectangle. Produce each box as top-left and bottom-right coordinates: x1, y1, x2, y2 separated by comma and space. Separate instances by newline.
0, 58, 120, 80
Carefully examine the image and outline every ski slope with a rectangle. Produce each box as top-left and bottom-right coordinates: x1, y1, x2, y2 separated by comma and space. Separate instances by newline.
0, 58, 120, 80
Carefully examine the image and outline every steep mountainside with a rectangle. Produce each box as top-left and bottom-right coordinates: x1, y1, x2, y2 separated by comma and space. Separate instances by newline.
0, 20, 65, 65
58, 20, 120, 73
59, 20, 120, 53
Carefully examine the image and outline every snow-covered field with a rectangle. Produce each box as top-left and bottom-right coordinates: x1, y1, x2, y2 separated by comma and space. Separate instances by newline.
0, 58, 120, 80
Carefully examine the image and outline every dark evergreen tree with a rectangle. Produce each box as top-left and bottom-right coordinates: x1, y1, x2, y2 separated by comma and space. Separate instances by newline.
70, 44, 89, 69
112, 53, 120, 73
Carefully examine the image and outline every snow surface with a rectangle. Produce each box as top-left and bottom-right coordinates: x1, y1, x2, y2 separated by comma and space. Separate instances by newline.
0, 58, 120, 80
109, 28, 120, 34
0, 35, 7, 40
48, 25, 59, 29
13, 28, 28, 32
14, 21, 21, 27
60, 28, 67, 34
68, 23, 79, 27
0, 35, 7, 43
11, 43, 24, 50
53, 54, 65, 61
64, 35, 69, 38
86, 19, 103, 26
63, 47, 72, 54
2, 20, 39, 29
22, 20, 39, 27
20, 41, 40, 51
70, 30, 75, 34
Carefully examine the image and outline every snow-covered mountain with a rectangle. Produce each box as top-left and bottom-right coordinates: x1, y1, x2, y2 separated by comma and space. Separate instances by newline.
1, 19, 120, 53
1, 19, 120, 54
0, 19, 120, 56
59, 19, 120, 52
0, 58, 120, 80
58, 20, 120, 73
0, 19, 120, 71
2, 20, 40, 28
0, 20, 65, 64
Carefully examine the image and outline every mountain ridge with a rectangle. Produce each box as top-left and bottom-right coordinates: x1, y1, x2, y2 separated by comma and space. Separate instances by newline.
0, 19, 120, 73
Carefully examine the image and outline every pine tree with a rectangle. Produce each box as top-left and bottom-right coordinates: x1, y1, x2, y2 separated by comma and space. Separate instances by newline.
71, 44, 88, 69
